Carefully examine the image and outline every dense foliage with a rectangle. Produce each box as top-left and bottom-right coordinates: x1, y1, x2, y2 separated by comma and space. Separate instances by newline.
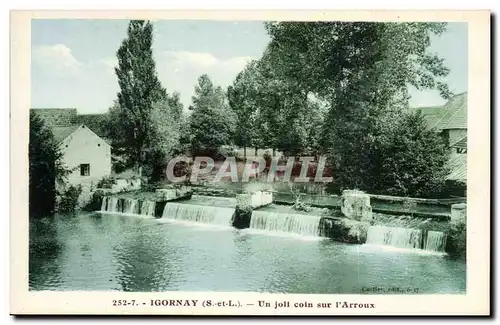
102, 20, 455, 198
29, 112, 66, 218
243, 21, 454, 197
112, 20, 168, 174
106, 20, 183, 180
188, 74, 236, 157
57, 185, 83, 214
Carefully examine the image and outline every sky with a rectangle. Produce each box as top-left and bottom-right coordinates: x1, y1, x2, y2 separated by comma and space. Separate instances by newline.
31, 20, 467, 114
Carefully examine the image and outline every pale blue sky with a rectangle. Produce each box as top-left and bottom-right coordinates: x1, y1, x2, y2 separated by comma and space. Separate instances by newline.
31, 20, 467, 114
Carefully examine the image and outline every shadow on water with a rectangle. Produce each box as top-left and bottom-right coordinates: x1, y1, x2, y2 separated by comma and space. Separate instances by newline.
29, 216, 65, 290
110, 218, 182, 292
29, 212, 466, 294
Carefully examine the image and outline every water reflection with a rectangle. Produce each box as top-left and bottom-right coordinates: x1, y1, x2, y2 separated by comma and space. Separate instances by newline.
29, 217, 63, 289
29, 212, 466, 293
112, 221, 180, 292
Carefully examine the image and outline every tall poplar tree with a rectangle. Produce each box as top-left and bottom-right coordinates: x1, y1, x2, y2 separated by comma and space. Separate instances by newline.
114, 20, 166, 174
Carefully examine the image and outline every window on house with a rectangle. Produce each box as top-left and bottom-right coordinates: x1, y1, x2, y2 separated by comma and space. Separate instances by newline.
80, 164, 90, 176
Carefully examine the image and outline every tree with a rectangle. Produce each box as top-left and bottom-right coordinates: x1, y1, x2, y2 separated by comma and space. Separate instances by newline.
228, 60, 259, 160
264, 22, 453, 196
229, 52, 312, 157
143, 99, 182, 181
264, 22, 452, 101
189, 74, 236, 157
29, 112, 66, 218
375, 111, 450, 197
114, 20, 166, 174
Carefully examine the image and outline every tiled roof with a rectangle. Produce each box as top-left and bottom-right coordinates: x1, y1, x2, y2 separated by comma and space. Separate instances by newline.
51, 125, 81, 143
451, 136, 467, 149
30, 108, 78, 127
413, 105, 446, 129
446, 154, 467, 182
74, 114, 108, 136
435, 92, 467, 130
31, 108, 109, 143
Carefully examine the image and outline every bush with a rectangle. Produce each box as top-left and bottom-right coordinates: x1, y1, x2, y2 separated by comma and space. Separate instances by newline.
82, 191, 104, 212
96, 177, 115, 189
57, 185, 82, 213
29, 111, 67, 218
446, 221, 466, 259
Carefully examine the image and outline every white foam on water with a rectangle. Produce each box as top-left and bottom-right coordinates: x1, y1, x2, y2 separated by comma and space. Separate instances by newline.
161, 203, 235, 227
359, 243, 447, 256
239, 228, 325, 242
249, 210, 322, 238
97, 211, 156, 219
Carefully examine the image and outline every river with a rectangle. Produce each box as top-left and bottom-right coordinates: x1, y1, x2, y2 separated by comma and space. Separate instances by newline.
29, 212, 466, 293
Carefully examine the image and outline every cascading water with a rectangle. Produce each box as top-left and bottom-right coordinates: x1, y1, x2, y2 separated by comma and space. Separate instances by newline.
366, 225, 422, 249
161, 203, 235, 226
140, 200, 156, 217
366, 225, 447, 253
123, 198, 139, 215
100, 196, 108, 212
99, 196, 155, 218
104, 196, 119, 213
248, 211, 322, 237
424, 230, 447, 252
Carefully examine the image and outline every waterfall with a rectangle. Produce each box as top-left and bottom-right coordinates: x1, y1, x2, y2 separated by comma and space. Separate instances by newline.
105, 196, 119, 213
366, 225, 422, 249
366, 225, 448, 253
249, 211, 321, 237
161, 203, 235, 226
99, 196, 155, 218
140, 200, 156, 217
100, 196, 108, 212
424, 231, 447, 252
123, 198, 139, 215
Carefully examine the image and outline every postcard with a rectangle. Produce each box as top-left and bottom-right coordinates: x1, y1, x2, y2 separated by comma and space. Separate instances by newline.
10, 9, 490, 316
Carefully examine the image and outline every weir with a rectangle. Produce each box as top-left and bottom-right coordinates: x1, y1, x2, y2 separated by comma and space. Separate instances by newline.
366, 225, 447, 252
100, 196, 156, 218
98, 195, 450, 253
140, 200, 156, 217
123, 198, 139, 215
249, 210, 322, 237
161, 202, 235, 226
424, 231, 447, 252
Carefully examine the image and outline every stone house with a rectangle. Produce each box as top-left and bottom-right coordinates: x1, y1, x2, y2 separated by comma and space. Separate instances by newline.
31, 108, 112, 204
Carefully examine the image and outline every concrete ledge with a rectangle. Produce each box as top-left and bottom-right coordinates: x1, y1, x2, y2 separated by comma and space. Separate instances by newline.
236, 190, 273, 209
451, 203, 467, 224
155, 186, 192, 201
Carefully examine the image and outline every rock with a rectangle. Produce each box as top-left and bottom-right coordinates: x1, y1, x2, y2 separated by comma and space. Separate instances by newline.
232, 206, 252, 229
319, 216, 369, 244
155, 186, 192, 201
341, 190, 373, 221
